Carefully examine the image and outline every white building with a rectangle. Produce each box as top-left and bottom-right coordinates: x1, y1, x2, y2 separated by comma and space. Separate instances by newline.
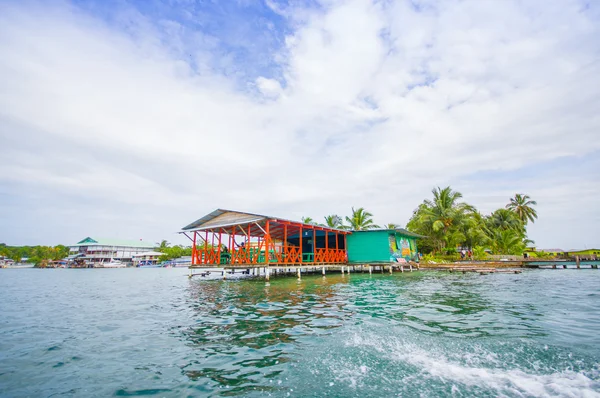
132, 251, 164, 266
68, 237, 155, 266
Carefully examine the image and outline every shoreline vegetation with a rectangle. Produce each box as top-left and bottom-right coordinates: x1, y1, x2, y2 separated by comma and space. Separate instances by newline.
301, 187, 542, 264
0, 186, 586, 268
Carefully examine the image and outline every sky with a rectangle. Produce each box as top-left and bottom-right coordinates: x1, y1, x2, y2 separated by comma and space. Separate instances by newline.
0, 0, 599, 250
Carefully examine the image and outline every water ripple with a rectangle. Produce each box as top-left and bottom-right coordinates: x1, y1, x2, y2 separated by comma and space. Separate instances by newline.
0, 268, 598, 396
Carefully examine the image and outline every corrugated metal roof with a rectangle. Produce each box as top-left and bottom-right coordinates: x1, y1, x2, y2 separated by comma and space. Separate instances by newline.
181, 209, 350, 240
72, 237, 155, 248
350, 228, 426, 238
181, 209, 267, 231
132, 251, 163, 257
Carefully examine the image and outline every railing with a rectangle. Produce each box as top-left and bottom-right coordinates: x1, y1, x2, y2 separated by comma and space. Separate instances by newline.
193, 247, 347, 265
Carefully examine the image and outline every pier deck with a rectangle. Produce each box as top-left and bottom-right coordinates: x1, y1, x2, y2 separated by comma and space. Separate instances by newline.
189, 262, 420, 279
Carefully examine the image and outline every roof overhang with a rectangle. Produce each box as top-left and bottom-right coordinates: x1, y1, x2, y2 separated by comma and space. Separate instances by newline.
180, 209, 350, 241
349, 228, 426, 238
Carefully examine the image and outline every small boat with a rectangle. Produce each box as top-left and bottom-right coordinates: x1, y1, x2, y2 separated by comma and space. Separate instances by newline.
102, 259, 127, 268
5, 263, 35, 269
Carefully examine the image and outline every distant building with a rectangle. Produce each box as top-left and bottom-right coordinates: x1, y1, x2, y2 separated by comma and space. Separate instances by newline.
539, 249, 565, 256
68, 237, 155, 266
132, 251, 164, 266
564, 249, 599, 260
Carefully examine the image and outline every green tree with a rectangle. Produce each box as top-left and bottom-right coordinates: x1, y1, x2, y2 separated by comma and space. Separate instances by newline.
384, 223, 400, 229
301, 216, 315, 225
345, 207, 379, 230
407, 187, 474, 253
486, 209, 523, 232
506, 194, 538, 224
459, 212, 488, 250
156, 240, 171, 251
490, 229, 526, 255
324, 215, 345, 229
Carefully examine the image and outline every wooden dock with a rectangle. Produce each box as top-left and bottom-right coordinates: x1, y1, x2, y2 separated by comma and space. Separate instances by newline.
188, 262, 421, 279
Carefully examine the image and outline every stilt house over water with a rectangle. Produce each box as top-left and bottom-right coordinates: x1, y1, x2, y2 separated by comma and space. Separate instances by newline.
180, 209, 351, 266
347, 229, 423, 264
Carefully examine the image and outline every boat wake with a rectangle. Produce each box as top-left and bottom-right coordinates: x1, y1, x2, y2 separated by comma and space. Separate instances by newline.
337, 332, 600, 397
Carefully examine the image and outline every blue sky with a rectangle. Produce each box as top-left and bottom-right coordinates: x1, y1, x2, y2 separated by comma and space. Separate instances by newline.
0, 0, 599, 249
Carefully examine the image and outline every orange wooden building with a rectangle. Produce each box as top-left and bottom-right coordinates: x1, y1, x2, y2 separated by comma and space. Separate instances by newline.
180, 209, 350, 267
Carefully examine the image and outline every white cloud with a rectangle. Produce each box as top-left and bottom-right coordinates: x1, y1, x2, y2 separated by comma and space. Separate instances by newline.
0, 0, 599, 248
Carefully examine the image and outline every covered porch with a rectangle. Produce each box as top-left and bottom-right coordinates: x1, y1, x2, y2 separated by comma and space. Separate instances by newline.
180, 209, 349, 267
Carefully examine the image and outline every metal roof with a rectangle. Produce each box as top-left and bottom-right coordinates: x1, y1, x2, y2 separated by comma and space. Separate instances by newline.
350, 228, 426, 238
71, 237, 155, 248
132, 251, 164, 257
181, 209, 350, 240
182, 209, 267, 231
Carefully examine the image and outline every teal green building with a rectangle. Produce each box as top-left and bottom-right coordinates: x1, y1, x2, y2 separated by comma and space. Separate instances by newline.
347, 229, 422, 263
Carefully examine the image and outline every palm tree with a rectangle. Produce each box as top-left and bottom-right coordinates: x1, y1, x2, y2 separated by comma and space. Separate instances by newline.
156, 240, 170, 252
506, 194, 538, 224
324, 214, 345, 229
385, 223, 400, 229
421, 187, 474, 234
407, 187, 474, 253
486, 209, 523, 231
345, 207, 379, 230
491, 229, 525, 255
301, 216, 315, 225
459, 212, 488, 250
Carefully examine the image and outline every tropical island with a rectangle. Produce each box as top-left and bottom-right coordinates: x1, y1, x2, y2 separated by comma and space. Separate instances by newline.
2, 186, 596, 268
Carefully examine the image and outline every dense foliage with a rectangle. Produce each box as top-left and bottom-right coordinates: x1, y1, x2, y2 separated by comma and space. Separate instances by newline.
304, 207, 383, 231
407, 187, 537, 255
155, 240, 193, 262
0, 243, 69, 265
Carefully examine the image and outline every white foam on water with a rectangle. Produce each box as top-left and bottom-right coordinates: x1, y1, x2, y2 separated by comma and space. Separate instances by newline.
347, 333, 600, 398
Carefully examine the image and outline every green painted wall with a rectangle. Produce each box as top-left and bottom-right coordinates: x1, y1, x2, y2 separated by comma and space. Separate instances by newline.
347, 231, 390, 263
567, 249, 600, 256
347, 230, 419, 263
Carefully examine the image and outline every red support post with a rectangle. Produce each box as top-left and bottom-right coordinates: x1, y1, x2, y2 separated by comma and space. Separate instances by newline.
247, 224, 252, 264
284, 224, 288, 264
299, 225, 303, 264
312, 226, 316, 264
325, 230, 328, 263
336, 232, 339, 263
265, 221, 270, 265
204, 230, 209, 265
217, 229, 222, 264
230, 226, 235, 263
193, 231, 197, 265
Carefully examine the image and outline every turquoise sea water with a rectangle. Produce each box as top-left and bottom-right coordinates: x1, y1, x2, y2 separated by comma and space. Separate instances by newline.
0, 268, 599, 397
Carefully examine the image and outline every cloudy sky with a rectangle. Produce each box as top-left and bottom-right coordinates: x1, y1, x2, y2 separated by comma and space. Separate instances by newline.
1, 0, 599, 249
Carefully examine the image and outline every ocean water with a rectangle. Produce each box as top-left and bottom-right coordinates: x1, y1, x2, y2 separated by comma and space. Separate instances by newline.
0, 268, 599, 397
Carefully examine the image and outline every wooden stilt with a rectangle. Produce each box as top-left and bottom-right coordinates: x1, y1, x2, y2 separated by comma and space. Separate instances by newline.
322, 266, 325, 275
400, 265, 404, 273
297, 267, 301, 279
266, 267, 270, 281
409, 264, 413, 272
576, 256, 581, 269
389, 265, 393, 274
369, 265, 372, 274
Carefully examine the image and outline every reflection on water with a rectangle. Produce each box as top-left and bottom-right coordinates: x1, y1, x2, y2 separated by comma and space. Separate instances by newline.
0, 269, 598, 397
176, 271, 599, 396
